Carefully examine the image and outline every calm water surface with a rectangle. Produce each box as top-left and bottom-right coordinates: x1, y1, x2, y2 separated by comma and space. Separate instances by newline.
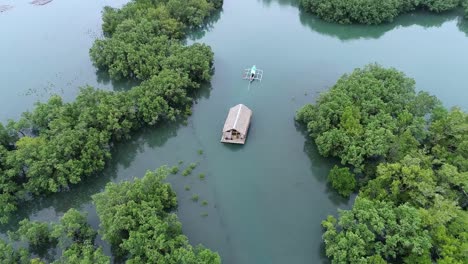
1, 0, 468, 263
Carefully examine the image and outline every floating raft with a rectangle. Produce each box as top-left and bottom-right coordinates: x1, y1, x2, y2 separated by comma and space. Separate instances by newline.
0, 5, 13, 12
242, 68, 263, 82
31, 0, 53, 6
221, 104, 252, 145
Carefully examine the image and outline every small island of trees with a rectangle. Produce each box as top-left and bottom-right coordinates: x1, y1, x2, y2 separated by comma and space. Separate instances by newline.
300, 0, 468, 24
297, 64, 467, 263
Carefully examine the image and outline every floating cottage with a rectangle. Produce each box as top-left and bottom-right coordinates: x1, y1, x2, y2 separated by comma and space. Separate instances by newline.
221, 104, 252, 145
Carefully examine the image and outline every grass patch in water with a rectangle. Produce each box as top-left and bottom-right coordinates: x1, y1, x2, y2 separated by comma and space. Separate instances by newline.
170, 166, 179, 174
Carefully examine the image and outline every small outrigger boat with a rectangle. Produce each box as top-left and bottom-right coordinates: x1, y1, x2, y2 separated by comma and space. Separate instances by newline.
243, 65, 263, 82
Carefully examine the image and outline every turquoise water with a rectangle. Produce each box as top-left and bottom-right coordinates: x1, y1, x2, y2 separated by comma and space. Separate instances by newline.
0, 0, 131, 121
1, 0, 468, 263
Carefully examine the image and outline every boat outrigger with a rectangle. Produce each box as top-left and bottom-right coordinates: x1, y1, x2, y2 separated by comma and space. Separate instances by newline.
243, 65, 263, 82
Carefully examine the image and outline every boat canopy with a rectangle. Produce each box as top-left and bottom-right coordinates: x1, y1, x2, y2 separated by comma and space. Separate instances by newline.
250, 65, 256, 74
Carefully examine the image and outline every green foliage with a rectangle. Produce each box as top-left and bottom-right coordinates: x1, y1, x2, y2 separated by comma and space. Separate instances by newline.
93, 166, 219, 263
300, 0, 403, 24
0, 146, 20, 224
201, 200, 208, 206
170, 165, 179, 174
464, 0, 468, 18
12, 219, 54, 247
182, 162, 198, 176
328, 165, 356, 197
191, 194, 200, 202
361, 156, 437, 207
0, 0, 221, 224
199, 173, 206, 180
182, 168, 191, 176
51, 209, 108, 264
300, 65, 468, 264
419, 196, 468, 263
322, 197, 432, 263
429, 107, 468, 172
200, 212, 209, 217
51, 209, 96, 248
300, 0, 465, 25
101, 0, 223, 37
296, 64, 438, 172
91, 0, 217, 81
197, 149, 203, 155
0, 122, 17, 148
184, 185, 191, 191
5, 208, 106, 264
421, 0, 460, 12
189, 162, 198, 169
53, 241, 109, 264
0, 239, 29, 264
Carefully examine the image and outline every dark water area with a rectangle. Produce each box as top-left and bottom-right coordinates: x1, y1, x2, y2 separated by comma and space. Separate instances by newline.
1, 0, 468, 263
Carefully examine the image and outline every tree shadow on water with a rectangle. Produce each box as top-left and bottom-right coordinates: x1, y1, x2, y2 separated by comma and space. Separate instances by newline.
295, 121, 351, 206
299, 9, 464, 41
457, 16, 468, 36
95, 69, 141, 92
263, 0, 466, 41
186, 8, 223, 41
260, 0, 300, 8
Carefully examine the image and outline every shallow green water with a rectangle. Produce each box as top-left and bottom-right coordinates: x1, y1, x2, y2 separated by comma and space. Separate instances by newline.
2, 0, 468, 263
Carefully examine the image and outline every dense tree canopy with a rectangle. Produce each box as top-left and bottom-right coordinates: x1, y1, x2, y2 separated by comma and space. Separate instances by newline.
297, 64, 467, 263
328, 165, 356, 197
464, 0, 468, 18
296, 64, 438, 172
322, 197, 432, 263
91, 0, 219, 81
300, 0, 466, 25
0, 239, 29, 264
93, 167, 220, 263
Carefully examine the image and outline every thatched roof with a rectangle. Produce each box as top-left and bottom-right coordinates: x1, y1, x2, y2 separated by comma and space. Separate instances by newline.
222, 104, 252, 135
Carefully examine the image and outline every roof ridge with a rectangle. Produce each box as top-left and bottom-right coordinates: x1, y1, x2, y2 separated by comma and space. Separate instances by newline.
232, 104, 242, 129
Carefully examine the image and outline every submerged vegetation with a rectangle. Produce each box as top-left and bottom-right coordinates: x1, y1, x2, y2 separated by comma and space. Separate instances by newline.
191, 194, 200, 202
3, 208, 108, 264
0, 0, 222, 223
300, 0, 468, 24
0, 167, 220, 263
182, 162, 198, 176
297, 64, 467, 263
93, 167, 219, 263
